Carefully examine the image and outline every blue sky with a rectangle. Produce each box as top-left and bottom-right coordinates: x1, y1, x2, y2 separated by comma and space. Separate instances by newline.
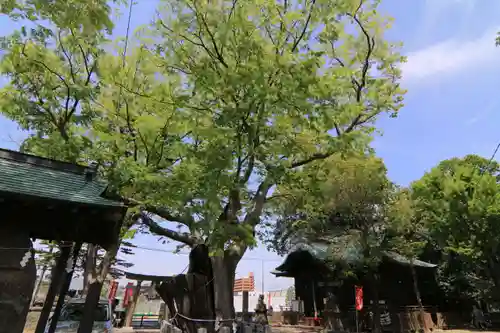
2, 0, 500, 291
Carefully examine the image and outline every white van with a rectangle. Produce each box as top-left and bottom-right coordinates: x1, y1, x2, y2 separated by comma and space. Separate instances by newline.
46, 297, 113, 333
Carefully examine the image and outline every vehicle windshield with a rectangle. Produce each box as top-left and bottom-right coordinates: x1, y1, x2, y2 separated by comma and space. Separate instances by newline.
60, 303, 109, 322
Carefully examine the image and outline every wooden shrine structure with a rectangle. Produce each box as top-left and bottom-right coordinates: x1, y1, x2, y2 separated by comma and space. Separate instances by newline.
272, 241, 440, 331
0, 148, 126, 333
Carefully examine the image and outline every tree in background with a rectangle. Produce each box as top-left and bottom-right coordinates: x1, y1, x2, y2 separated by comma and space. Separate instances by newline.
0, 0, 405, 326
268, 155, 393, 332
385, 188, 428, 329
409, 155, 500, 306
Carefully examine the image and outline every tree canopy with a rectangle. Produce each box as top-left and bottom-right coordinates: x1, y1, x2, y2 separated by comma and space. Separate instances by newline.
1, 0, 119, 33
268, 154, 392, 270
0, 0, 405, 254
0, 0, 405, 321
409, 155, 500, 302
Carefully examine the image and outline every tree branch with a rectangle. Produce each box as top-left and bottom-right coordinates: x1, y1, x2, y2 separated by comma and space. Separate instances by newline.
145, 204, 194, 227
244, 177, 274, 226
290, 0, 316, 52
121, 197, 195, 228
58, 31, 77, 84
289, 1, 376, 169
291, 152, 332, 168
196, 5, 228, 68
21, 43, 70, 91
345, 0, 375, 133
140, 212, 195, 246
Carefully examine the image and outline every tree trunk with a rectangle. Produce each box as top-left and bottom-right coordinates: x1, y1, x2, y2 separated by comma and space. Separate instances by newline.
410, 260, 426, 332
210, 254, 240, 329
156, 245, 241, 333
77, 244, 116, 333
82, 244, 97, 295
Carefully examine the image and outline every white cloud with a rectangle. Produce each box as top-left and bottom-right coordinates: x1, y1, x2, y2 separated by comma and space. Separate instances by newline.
401, 27, 500, 81
465, 99, 498, 126
415, 0, 478, 53
425, 0, 475, 11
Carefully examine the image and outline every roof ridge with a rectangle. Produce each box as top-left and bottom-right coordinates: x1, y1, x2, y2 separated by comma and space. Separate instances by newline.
0, 148, 92, 176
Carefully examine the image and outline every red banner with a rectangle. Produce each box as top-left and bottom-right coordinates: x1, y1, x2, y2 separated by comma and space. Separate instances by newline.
108, 280, 119, 301
123, 282, 134, 307
355, 285, 363, 311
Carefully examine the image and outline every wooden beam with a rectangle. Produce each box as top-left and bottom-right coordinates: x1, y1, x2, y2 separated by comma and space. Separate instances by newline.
76, 278, 104, 333
47, 242, 82, 333
34, 244, 72, 333
31, 247, 54, 307
124, 280, 143, 327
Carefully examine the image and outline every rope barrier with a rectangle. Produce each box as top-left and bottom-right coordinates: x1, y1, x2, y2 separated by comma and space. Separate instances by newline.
176, 313, 236, 323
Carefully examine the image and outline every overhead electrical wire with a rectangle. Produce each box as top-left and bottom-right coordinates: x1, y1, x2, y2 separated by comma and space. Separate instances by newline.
122, 244, 283, 262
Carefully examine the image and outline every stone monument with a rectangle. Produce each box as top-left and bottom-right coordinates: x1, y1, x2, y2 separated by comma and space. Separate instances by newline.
253, 294, 268, 325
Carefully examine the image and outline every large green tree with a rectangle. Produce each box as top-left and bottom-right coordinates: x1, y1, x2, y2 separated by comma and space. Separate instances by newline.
268, 154, 393, 332
134, 0, 403, 321
410, 155, 500, 304
0, 0, 405, 325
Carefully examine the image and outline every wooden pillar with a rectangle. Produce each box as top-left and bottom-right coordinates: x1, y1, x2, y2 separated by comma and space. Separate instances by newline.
0, 226, 37, 333
124, 280, 143, 327
76, 278, 105, 333
34, 243, 72, 333
47, 243, 82, 333
31, 247, 54, 307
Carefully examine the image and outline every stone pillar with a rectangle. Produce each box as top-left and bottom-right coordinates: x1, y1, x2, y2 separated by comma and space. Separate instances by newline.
242, 291, 249, 322
0, 226, 36, 333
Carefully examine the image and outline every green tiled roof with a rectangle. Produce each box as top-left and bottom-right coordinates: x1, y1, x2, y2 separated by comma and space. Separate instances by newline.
0, 149, 123, 207
273, 239, 436, 275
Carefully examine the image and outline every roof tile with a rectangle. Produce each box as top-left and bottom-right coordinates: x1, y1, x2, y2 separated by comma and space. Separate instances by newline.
0, 150, 122, 207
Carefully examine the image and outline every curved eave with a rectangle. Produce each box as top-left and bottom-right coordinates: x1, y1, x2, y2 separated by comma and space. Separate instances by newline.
273, 247, 437, 278
384, 251, 437, 268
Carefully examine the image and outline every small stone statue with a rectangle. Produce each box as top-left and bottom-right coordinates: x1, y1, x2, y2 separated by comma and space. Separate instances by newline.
253, 294, 268, 325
